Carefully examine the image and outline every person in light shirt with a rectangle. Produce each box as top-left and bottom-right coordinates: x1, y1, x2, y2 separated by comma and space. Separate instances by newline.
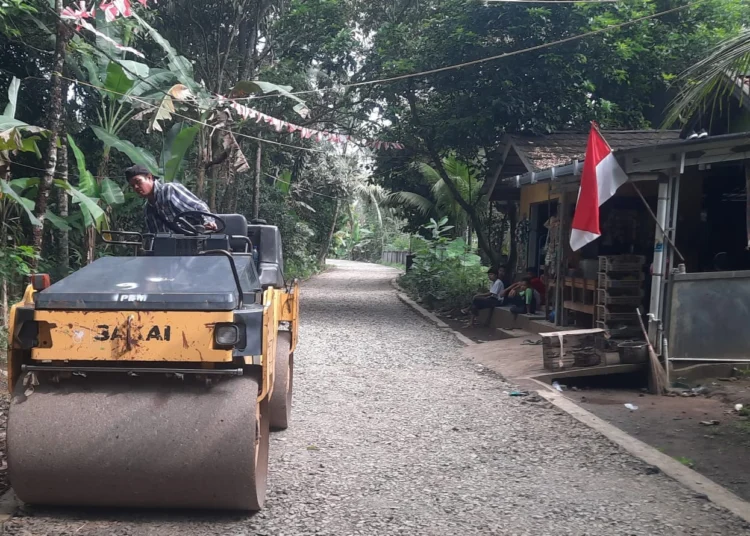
464, 268, 504, 327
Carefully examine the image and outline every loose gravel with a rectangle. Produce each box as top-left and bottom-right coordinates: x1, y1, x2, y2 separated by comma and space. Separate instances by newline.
3, 259, 750, 535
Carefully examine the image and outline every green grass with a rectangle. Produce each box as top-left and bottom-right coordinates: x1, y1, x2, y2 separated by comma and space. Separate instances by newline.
378, 261, 406, 270
675, 456, 696, 468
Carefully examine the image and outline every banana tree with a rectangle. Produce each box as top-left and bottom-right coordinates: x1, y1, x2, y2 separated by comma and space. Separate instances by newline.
66, 134, 124, 263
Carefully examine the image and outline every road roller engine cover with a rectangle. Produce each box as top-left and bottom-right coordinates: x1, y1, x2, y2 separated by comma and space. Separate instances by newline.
5, 211, 300, 511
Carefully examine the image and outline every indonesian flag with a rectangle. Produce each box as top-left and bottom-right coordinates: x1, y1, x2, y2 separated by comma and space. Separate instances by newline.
570, 124, 629, 251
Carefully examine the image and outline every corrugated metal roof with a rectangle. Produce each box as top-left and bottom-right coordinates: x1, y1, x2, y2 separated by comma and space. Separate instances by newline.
510, 130, 682, 171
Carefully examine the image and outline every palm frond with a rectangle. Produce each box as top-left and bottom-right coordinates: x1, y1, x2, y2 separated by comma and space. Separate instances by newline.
417, 162, 442, 184
387, 191, 435, 216
664, 28, 750, 128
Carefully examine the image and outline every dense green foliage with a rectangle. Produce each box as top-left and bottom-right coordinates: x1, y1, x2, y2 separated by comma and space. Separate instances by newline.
0, 0, 746, 333
399, 217, 489, 311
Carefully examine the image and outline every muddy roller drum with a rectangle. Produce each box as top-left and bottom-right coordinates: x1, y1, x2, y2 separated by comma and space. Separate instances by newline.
269, 331, 293, 430
8, 372, 269, 511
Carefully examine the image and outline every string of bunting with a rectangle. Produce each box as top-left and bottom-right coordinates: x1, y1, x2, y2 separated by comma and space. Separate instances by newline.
221, 98, 404, 151
60, 0, 402, 151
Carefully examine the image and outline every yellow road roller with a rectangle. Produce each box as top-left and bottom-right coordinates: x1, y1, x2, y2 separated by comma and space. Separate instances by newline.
5, 211, 299, 511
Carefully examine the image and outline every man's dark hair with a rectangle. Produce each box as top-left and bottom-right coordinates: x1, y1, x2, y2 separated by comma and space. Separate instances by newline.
522, 276, 532, 283
124, 164, 152, 183
526, 267, 537, 275
487, 267, 499, 276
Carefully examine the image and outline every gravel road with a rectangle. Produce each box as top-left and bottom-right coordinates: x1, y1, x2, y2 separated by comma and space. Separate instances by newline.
3, 260, 750, 535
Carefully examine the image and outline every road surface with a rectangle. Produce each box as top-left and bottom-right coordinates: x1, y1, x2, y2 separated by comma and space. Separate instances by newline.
3, 260, 749, 535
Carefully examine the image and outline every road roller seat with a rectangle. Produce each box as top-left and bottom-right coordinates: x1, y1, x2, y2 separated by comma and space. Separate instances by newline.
214, 213, 251, 253
247, 219, 285, 289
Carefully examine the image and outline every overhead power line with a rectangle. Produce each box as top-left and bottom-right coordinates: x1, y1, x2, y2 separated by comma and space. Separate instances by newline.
240, 0, 701, 102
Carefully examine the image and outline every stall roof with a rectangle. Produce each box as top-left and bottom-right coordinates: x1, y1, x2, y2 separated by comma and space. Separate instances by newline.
500, 131, 750, 189
483, 130, 680, 200
509, 130, 680, 172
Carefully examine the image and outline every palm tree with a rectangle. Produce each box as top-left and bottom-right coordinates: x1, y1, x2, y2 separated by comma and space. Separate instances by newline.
389, 155, 486, 244
664, 28, 750, 128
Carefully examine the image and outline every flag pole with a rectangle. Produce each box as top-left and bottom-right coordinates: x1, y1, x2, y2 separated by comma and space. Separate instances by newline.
630, 181, 685, 263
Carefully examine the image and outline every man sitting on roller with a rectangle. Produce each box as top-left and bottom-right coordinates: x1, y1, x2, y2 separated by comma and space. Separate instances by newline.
124, 164, 217, 234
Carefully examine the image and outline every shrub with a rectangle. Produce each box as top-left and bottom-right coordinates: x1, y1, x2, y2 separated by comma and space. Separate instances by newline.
398, 218, 489, 311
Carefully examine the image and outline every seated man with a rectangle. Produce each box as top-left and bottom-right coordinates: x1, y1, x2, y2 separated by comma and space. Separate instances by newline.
124, 165, 216, 234
501, 267, 545, 305
464, 268, 504, 327
507, 277, 537, 316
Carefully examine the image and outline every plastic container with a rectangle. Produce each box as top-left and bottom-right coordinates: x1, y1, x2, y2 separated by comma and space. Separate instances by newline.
617, 341, 648, 364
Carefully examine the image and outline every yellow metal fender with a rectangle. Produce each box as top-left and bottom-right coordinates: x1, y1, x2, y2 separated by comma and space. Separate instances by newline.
279, 279, 300, 352
259, 286, 278, 403
259, 280, 300, 403
7, 284, 35, 393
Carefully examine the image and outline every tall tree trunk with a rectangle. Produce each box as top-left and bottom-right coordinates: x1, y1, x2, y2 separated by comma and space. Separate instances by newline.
1, 213, 7, 328
318, 198, 340, 267
57, 136, 69, 275
239, 1, 262, 80
252, 144, 262, 220
196, 130, 208, 198
85, 227, 95, 265
31, 0, 70, 263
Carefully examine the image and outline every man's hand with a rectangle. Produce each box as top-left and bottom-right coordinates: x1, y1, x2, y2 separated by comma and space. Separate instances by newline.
204, 221, 218, 231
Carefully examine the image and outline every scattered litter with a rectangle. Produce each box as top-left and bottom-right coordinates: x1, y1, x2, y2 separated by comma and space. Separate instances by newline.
72, 371, 87, 378
692, 386, 709, 395
23, 388, 34, 398
736, 404, 744, 412
552, 381, 564, 392
509, 390, 529, 397
306, 445, 320, 451
624, 403, 639, 411
700, 420, 720, 426
521, 339, 542, 346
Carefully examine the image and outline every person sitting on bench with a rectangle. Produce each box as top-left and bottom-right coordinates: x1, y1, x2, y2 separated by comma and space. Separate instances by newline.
507, 277, 537, 316
464, 268, 504, 327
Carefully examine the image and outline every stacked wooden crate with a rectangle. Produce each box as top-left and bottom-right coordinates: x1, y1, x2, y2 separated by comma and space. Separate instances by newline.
595, 255, 645, 344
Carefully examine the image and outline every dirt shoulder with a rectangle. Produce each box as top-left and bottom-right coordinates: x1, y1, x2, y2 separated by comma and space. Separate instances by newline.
563, 376, 750, 503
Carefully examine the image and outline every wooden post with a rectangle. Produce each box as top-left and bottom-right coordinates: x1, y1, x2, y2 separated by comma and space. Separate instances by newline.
555, 190, 568, 326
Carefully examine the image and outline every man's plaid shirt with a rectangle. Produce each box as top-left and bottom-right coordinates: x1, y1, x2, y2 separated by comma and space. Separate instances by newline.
144, 180, 213, 233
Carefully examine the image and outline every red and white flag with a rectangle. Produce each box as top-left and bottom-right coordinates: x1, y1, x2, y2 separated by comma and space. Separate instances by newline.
570, 124, 628, 251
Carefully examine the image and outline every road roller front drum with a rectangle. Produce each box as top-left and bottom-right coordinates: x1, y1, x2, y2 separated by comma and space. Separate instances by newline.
8, 371, 270, 511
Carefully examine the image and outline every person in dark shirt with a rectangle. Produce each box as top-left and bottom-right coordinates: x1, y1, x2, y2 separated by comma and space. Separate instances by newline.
124, 165, 216, 234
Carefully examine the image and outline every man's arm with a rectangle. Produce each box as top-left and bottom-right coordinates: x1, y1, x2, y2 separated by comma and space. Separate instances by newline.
166, 183, 216, 228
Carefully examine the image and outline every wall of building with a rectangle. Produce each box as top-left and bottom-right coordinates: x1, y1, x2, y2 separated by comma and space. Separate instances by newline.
520, 183, 560, 219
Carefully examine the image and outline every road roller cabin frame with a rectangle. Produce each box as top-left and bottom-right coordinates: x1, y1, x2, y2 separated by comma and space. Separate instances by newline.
5, 211, 299, 511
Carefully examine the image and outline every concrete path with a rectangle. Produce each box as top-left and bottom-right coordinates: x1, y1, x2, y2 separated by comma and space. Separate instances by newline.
3, 260, 749, 535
